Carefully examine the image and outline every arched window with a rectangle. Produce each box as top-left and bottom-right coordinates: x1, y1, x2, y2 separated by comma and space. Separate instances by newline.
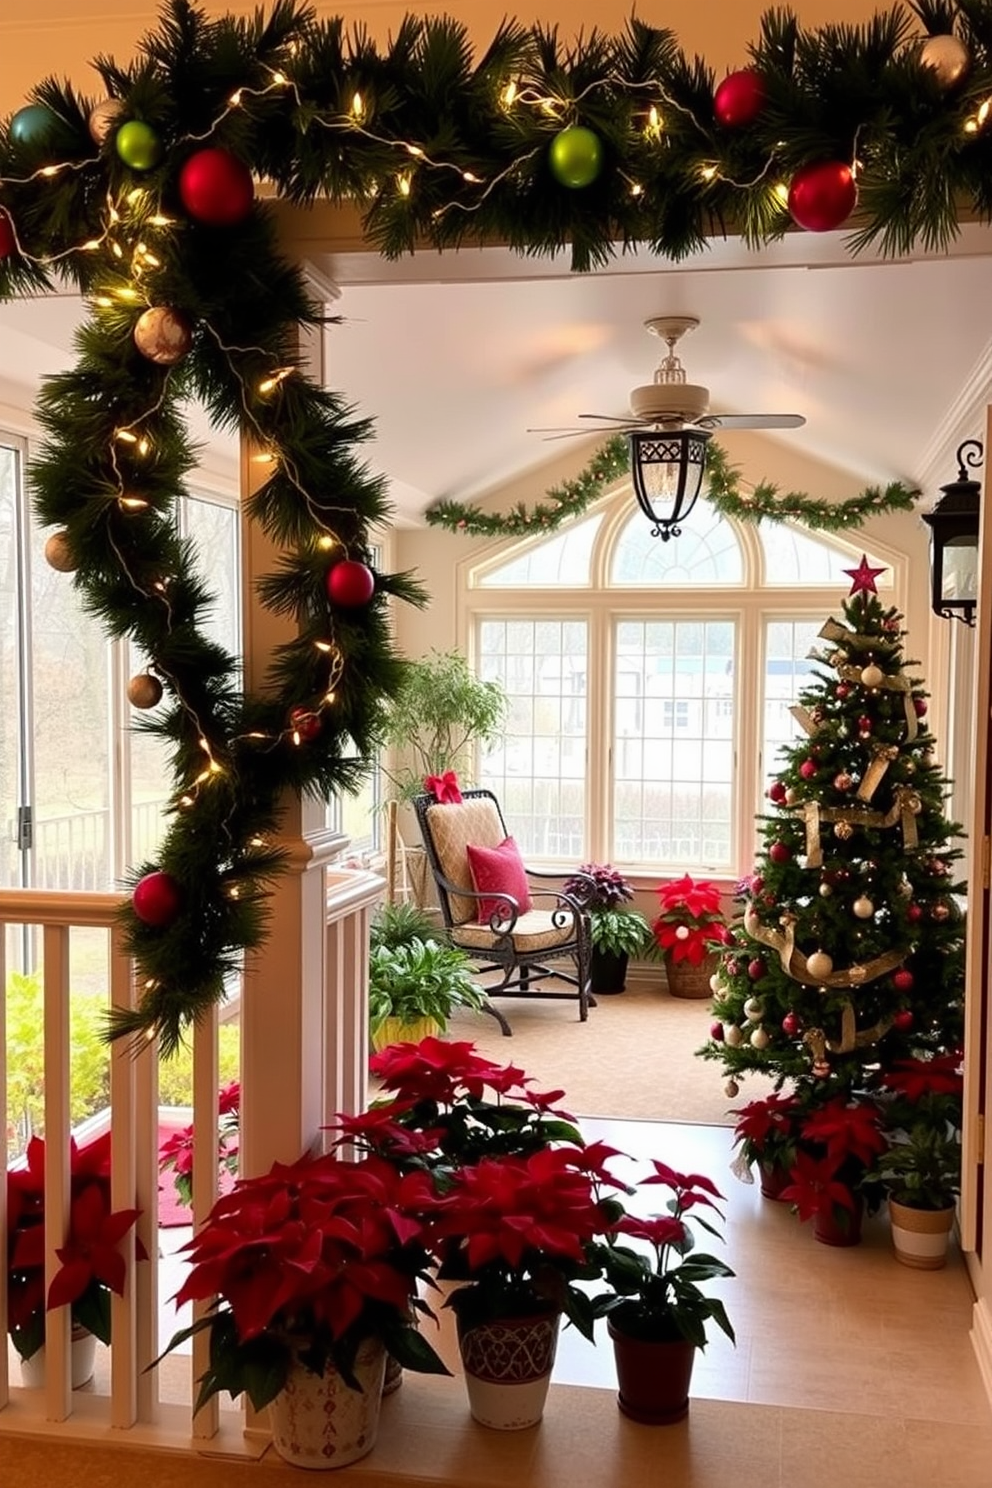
467, 485, 899, 877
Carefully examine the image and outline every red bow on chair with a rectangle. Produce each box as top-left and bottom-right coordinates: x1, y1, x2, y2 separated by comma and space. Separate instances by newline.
424, 771, 463, 804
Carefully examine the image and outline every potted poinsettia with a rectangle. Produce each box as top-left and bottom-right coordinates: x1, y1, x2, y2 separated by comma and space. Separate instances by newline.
651, 875, 729, 998
158, 1079, 241, 1211
780, 1097, 887, 1247
6, 1131, 145, 1386
155, 1149, 448, 1469
729, 1090, 807, 1200
590, 1160, 735, 1424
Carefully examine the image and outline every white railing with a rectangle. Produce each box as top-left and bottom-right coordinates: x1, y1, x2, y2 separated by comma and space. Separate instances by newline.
0, 867, 381, 1452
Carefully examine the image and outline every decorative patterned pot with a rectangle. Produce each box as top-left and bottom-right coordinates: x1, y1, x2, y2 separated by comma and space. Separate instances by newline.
607, 1318, 696, 1424
267, 1336, 386, 1470
814, 1194, 864, 1247
456, 1310, 561, 1430
889, 1198, 955, 1270
664, 952, 718, 1000
19, 1325, 97, 1389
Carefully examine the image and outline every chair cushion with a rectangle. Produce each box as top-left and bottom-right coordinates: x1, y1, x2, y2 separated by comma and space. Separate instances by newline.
425, 798, 506, 923
466, 836, 533, 923
451, 910, 579, 954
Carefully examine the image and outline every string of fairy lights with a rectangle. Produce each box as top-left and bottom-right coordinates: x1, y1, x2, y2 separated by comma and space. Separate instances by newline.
2, 0, 991, 1048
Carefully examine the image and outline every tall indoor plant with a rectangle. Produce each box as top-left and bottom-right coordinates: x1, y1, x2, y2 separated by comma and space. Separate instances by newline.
591, 1160, 735, 1423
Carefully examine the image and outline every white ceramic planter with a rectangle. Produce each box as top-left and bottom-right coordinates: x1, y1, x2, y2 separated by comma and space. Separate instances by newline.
19, 1327, 97, 1389
889, 1198, 955, 1270
457, 1312, 560, 1430
267, 1337, 386, 1470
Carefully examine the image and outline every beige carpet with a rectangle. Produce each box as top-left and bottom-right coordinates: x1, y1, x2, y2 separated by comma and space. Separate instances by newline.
443, 973, 778, 1126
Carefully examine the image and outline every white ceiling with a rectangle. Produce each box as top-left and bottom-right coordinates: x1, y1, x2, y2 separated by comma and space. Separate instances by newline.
4, 222, 992, 523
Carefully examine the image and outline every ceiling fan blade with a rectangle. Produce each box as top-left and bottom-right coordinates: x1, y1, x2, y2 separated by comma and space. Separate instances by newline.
577, 412, 642, 425
525, 427, 601, 442
698, 413, 807, 430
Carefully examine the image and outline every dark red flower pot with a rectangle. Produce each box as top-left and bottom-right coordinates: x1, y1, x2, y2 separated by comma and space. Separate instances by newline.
758, 1160, 792, 1201
813, 1194, 864, 1247
607, 1318, 696, 1424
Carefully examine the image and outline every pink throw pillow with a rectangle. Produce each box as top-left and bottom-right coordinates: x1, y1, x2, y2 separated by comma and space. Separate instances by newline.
465, 836, 532, 924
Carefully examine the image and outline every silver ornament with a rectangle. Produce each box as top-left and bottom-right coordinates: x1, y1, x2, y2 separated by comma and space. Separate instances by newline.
88, 98, 123, 145
44, 530, 77, 572
724, 1024, 744, 1048
750, 1026, 770, 1050
743, 996, 764, 1021
919, 33, 970, 89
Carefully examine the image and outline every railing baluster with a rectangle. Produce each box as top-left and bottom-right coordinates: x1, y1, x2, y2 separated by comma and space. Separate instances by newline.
42, 923, 71, 1422
109, 934, 138, 1427
0, 924, 8, 1409
191, 1005, 219, 1440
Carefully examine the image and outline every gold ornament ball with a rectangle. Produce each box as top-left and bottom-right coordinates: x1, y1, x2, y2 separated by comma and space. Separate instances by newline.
785, 787, 800, 805
127, 672, 163, 709
860, 663, 883, 688
88, 98, 123, 145
834, 820, 854, 840
44, 530, 78, 572
724, 1024, 744, 1048
852, 895, 875, 919
819, 881, 833, 898
806, 948, 834, 979
724, 1079, 740, 1099
919, 33, 970, 89
750, 1026, 770, 1050
133, 305, 194, 365
709, 973, 723, 993
744, 996, 763, 1021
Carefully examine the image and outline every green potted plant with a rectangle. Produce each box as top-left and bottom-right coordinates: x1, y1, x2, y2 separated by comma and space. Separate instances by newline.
155, 1151, 448, 1468
591, 1160, 735, 1424
877, 1054, 963, 1269
563, 863, 650, 994
368, 937, 488, 1051
651, 875, 730, 999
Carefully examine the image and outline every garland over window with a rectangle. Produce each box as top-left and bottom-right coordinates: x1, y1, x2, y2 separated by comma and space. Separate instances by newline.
425, 437, 919, 537
0, 0, 977, 1049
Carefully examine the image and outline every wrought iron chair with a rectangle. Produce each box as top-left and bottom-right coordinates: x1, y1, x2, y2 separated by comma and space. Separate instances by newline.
413, 788, 594, 1031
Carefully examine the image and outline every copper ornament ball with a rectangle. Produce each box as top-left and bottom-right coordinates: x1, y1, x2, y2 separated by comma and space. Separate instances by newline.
133, 305, 194, 365
44, 530, 78, 572
88, 98, 123, 145
127, 673, 163, 709
919, 33, 970, 89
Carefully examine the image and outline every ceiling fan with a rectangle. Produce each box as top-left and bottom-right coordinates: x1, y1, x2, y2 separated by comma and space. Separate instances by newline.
528, 314, 806, 439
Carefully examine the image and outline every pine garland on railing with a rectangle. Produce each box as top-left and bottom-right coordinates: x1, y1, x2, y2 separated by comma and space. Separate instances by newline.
0, 0, 974, 1048
425, 438, 920, 538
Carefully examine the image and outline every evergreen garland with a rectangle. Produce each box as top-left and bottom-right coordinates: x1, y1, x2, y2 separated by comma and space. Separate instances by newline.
426, 437, 920, 537
0, 0, 978, 1049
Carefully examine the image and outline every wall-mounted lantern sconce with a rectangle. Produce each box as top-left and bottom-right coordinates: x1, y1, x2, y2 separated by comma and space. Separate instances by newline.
628, 427, 712, 541
921, 438, 982, 627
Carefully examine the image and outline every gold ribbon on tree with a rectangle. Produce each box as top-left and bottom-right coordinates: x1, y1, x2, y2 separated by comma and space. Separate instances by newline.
743, 905, 908, 989
792, 788, 922, 866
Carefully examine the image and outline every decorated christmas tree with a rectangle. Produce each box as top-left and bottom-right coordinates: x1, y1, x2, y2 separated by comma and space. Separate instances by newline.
700, 556, 965, 1105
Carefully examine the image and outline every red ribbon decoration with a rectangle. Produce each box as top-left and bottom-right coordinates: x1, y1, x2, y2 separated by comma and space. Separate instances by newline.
424, 770, 462, 804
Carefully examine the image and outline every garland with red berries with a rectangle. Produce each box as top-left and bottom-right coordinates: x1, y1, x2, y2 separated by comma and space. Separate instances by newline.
0, 0, 983, 1049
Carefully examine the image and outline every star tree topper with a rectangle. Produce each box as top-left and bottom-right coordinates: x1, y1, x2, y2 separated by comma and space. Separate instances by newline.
844, 554, 887, 597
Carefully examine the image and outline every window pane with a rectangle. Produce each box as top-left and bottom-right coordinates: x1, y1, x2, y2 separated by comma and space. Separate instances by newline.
610, 498, 743, 585
759, 524, 891, 587
613, 618, 735, 869
477, 618, 587, 859
475, 513, 603, 588
762, 618, 822, 800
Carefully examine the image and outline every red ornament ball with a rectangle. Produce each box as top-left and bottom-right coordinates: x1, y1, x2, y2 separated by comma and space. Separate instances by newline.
913, 697, 928, 718
725, 958, 741, 978
893, 1009, 914, 1032
767, 780, 787, 804
834, 772, 854, 791
857, 715, 873, 734
835, 682, 851, 700
326, 559, 375, 608
799, 759, 817, 780
713, 69, 766, 128
750, 875, 765, 895
747, 958, 766, 981
769, 841, 792, 864
709, 1020, 726, 1042
133, 870, 182, 927
179, 148, 255, 226
782, 1011, 801, 1037
289, 706, 322, 742
788, 160, 858, 233
906, 903, 924, 923
0, 212, 15, 260
893, 969, 915, 992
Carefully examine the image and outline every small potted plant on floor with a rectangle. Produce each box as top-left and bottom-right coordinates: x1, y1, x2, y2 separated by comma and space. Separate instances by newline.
729, 1090, 807, 1200
155, 1150, 449, 1468
591, 1160, 735, 1424
780, 1096, 887, 1247
877, 1054, 963, 1269
368, 933, 489, 1051
563, 863, 650, 994
651, 875, 729, 999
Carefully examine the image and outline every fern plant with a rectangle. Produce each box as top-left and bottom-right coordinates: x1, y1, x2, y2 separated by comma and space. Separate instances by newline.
368, 938, 487, 1043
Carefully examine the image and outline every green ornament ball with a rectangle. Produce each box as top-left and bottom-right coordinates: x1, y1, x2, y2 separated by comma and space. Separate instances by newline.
548, 125, 604, 189
115, 120, 163, 172
10, 104, 60, 150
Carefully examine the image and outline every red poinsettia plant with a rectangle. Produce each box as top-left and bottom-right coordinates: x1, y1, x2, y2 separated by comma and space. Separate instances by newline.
156, 1149, 449, 1411
158, 1080, 241, 1208
729, 1091, 806, 1181
652, 875, 729, 966
780, 1097, 888, 1227
6, 1131, 145, 1362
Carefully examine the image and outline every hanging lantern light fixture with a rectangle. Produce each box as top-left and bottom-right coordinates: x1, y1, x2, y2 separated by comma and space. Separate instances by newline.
921, 438, 982, 627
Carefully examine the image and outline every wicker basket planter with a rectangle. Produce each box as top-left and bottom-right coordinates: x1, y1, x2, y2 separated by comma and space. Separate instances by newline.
663, 952, 717, 1000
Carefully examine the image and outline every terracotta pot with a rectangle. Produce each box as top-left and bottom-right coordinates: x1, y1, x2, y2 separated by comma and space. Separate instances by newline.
664, 952, 718, 1000
758, 1160, 792, 1201
456, 1309, 561, 1430
889, 1198, 956, 1270
19, 1325, 97, 1389
589, 947, 629, 995
607, 1317, 696, 1423
814, 1194, 864, 1247
267, 1336, 386, 1470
